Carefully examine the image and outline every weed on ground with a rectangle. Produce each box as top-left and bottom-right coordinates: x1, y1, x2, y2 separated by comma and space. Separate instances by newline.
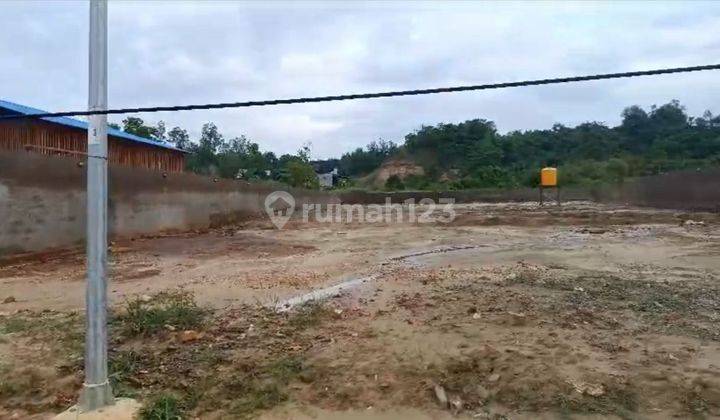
114, 290, 209, 337
506, 267, 720, 340
287, 301, 341, 330
111, 299, 340, 419
3, 270, 720, 419
139, 393, 185, 420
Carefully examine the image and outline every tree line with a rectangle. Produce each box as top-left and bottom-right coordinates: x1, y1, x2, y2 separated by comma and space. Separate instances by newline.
112, 100, 720, 191
110, 117, 318, 189
339, 100, 720, 190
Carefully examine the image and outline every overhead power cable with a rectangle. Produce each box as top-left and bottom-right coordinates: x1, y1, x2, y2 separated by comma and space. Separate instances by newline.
2, 63, 719, 120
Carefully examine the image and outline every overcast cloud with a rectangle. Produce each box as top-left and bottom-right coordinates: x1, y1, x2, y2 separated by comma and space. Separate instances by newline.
3, 1, 720, 158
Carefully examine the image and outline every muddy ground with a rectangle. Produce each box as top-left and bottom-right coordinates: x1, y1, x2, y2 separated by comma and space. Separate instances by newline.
1, 202, 720, 419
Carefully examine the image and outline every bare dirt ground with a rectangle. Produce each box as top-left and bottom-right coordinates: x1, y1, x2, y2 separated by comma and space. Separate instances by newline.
1, 201, 720, 419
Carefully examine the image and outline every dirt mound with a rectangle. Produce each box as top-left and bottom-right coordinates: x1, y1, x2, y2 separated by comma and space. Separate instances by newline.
363, 159, 425, 188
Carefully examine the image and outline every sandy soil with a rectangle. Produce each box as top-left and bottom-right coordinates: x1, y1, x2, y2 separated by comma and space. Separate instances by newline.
1, 201, 709, 313
2, 201, 720, 419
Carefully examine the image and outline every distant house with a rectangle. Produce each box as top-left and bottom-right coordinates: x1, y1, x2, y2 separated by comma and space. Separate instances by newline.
317, 167, 338, 188
311, 159, 341, 188
235, 168, 248, 179
0, 99, 187, 172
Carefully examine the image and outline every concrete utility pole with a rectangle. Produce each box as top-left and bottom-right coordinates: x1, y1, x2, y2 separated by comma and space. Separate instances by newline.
80, 0, 113, 411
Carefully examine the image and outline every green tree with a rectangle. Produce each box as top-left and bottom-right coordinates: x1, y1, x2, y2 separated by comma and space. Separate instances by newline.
122, 117, 158, 140
387, 100, 720, 189
167, 126, 191, 150
649, 100, 688, 133
620, 105, 652, 153
281, 160, 319, 189
217, 136, 269, 179
339, 139, 397, 176
605, 158, 629, 184
185, 123, 224, 175
175, 100, 720, 191
155, 121, 166, 142
199, 122, 224, 153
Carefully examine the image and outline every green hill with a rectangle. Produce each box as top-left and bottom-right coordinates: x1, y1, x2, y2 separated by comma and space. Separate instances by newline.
339, 100, 720, 191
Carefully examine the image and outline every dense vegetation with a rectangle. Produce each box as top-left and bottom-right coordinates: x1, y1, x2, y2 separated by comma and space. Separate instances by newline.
114, 100, 720, 191
404, 101, 720, 190
113, 118, 319, 189
337, 139, 398, 177
338, 100, 720, 190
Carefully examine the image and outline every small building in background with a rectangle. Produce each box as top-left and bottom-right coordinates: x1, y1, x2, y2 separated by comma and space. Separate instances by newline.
0, 99, 187, 172
311, 159, 341, 189
316, 167, 338, 188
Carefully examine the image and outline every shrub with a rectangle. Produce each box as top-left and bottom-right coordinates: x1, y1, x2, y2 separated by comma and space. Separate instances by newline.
140, 393, 184, 420
384, 174, 405, 190
116, 291, 207, 336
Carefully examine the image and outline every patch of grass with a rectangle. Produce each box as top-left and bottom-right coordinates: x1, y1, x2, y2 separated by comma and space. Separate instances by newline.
115, 291, 208, 336
0, 363, 19, 398
191, 345, 226, 367
0, 313, 84, 413
508, 269, 717, 329
287, 301, 339, 330
0, 367, 49, 403
266, 356, 304, 382
229, 382, 287, 417
0, 380, 20, 399
220, 356, 308, 418
0, 317, 38, 334
0, 312, 83, 355
139, 393, 185, 420
425, 349, 639, 417
109, 350, 142, 397
632, 289, 686, 314
555, 382, 638, 420
682, 388, 709, 416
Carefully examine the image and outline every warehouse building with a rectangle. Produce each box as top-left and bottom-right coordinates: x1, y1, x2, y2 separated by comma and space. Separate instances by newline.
0, 99, 186, 172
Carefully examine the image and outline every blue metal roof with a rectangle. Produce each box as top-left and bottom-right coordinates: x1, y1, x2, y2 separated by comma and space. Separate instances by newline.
0, 99, 186, 153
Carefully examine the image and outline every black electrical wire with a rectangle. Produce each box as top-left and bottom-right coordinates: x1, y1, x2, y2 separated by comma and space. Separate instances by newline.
2, 64, 719, 120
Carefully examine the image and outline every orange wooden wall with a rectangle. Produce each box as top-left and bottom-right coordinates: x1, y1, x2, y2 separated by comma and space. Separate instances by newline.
0, 119, 185, 172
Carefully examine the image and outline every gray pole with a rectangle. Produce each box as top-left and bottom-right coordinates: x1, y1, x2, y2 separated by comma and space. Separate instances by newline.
80, 0, 113, 411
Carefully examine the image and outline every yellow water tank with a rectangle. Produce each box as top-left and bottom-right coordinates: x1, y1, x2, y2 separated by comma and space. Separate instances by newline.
541, 167, 557, 187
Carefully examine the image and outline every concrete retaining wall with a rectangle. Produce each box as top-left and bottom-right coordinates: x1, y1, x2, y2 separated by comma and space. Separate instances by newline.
600, 169, 720, 212
337, 187, 592, 204
2, 150, 718, 255
0, 151, 336, 254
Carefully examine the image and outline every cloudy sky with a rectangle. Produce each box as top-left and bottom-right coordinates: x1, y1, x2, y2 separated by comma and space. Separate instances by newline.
3, 1, 720, 158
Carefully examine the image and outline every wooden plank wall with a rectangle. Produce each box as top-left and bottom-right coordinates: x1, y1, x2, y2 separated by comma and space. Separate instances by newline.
0, 119, 184, 172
